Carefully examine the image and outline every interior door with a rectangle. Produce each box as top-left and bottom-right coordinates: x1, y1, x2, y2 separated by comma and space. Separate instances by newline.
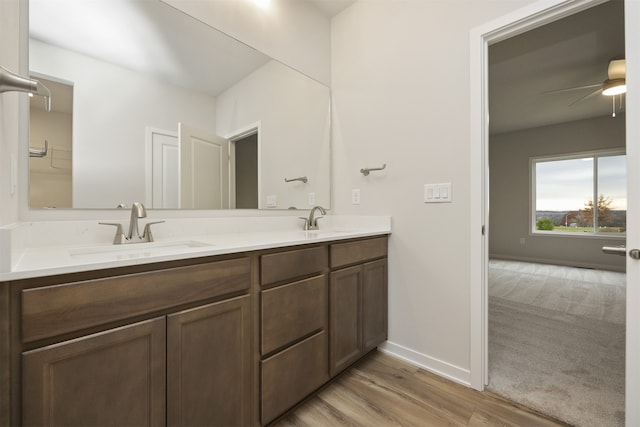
148, 128, 179, 209
179, 123, 230, 209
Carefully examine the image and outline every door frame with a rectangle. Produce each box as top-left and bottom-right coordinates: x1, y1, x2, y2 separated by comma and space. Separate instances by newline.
469, 0, 639, 424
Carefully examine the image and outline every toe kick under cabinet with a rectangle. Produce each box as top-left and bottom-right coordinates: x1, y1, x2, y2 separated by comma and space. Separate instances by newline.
0, 235, 388, 426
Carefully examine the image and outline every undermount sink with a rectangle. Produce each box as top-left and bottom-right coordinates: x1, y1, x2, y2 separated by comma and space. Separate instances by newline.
69, 240, 212, 260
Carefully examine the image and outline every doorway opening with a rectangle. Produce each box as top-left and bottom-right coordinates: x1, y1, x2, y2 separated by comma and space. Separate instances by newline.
487, 3, 626, 425
230, 131, 259, 209
470, 0, 636, 425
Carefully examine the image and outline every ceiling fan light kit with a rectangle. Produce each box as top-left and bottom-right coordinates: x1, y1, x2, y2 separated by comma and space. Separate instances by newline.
544, 59, 626, 98
602, 78, 626, 96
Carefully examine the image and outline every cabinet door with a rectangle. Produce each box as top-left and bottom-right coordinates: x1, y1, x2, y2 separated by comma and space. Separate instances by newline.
22, 317, 166, 427
167, 295, 251, 427
362, 259, 388, 352
329, 265, 362, 376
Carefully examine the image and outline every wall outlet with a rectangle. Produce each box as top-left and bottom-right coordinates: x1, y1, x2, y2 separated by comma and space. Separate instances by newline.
520, 237, 526, 245
351, 189, 361, 205
308, 192, 315, 205
266, 195, 277, 208
10, 155, 17, 195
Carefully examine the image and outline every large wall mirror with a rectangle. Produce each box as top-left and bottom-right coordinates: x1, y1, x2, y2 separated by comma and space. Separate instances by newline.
27, 0, 331, 210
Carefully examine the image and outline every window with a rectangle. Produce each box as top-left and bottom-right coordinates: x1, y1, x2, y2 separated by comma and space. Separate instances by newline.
532, 151, 626, 235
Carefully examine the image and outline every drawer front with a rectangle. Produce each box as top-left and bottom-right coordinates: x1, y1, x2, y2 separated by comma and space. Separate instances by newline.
22, 257, 251, 343
261, 275, 327, 355
261, 330, 329, 425
330, 237, 388, 269
261, 246, 327, 286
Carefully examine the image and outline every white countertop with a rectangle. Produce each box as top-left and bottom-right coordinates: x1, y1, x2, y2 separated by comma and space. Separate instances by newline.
0, 215, 391, 281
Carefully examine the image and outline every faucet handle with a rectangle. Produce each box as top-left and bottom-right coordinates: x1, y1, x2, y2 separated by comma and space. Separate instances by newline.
311, 216, 324, 228
298, 217, 310, 231
99, 222, 125, 244
142, 221, 165, 242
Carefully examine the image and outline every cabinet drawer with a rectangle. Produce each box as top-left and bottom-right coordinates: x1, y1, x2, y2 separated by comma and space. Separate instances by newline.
261, 330, 329, 425
261, 275, 327, 355
261, 246, 327, 286
330, 237, 388, 269
22, 258, 251, 343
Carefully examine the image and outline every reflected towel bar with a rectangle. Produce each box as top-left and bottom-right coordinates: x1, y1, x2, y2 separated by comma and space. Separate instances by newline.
361, 164, 386, 176
284, 176, 308, 183
29, 140, 49, 158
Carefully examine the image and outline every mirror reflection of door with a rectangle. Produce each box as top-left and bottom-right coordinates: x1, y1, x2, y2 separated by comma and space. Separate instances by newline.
179, 123, 230, 209
231, 132, 258, 209
148, 127, 179, 209
28, 75, 73, 208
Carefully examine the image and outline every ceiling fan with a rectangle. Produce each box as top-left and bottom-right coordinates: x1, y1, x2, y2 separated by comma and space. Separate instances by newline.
543, 58, 626, 110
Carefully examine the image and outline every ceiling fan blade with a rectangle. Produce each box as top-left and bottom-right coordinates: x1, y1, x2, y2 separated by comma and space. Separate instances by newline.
568, 88, 602, 106
542, 83, 602, 95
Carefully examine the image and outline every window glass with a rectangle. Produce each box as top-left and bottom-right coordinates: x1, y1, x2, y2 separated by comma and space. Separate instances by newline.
597, 155, 626, 232
533, 153, 626, 235
535, 157, 593, 232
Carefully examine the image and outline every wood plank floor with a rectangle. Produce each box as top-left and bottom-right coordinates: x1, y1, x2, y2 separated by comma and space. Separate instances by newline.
275, 351, 570, 427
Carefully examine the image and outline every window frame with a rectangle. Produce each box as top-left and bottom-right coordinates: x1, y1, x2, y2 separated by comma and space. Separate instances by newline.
530, 149, 626, 238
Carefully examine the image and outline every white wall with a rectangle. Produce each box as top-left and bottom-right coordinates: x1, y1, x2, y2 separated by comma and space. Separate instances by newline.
331, 0, 535, 382
162, 0, 331, 86
490, 116, 626, 271
216, 60, 330, 209
0, 0, 21, 226
30, 40, 217, 208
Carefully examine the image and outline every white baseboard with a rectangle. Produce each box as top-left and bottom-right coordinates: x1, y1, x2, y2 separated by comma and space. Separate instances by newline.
378, 341, 471, 387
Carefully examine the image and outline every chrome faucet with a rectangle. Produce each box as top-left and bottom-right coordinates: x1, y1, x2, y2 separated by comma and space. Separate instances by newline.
300, 206, 326, 230
127, 202, 146, 240
99, 202, 164, 244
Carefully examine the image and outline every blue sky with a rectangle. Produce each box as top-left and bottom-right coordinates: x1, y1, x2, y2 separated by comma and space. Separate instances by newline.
535, 155, 626, 211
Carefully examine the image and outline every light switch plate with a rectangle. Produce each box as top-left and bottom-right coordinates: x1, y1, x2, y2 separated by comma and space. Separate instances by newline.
352, 189, 361, 205
424, 183, 452, 203
308, 192, 315, 205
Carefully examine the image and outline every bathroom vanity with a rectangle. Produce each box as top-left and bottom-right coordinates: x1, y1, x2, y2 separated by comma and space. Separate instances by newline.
0, 220, 389, 426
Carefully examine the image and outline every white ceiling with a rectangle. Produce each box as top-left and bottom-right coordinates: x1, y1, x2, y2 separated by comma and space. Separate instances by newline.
29, 0, 270, 97
306, 0, 356, 17
489, 0, 625, 135
29, 0, 354, 102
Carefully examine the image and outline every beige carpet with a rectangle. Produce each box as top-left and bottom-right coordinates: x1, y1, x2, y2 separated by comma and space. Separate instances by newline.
487, 260, 625, 427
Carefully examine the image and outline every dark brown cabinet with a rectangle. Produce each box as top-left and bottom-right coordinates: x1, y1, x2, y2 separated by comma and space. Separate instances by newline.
259, 246, 329, 425
167, 295, 251, 427
362, 259, 388, 352
329, 265, 362, 375
18, 258, 252, 427
3, 236, 388, 427
329, 238, 388, 377
22, 317, 167, 426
